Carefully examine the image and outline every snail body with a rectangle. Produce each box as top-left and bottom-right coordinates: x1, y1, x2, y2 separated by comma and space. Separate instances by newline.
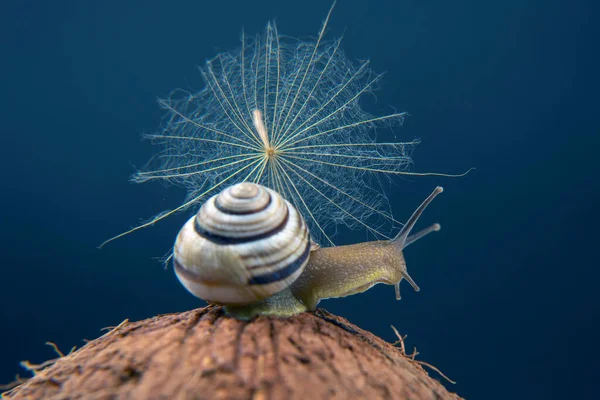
174, 182, 443, 319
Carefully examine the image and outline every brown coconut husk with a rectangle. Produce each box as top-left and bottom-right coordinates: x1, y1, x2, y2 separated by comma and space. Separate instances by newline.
2, 306, 461, 400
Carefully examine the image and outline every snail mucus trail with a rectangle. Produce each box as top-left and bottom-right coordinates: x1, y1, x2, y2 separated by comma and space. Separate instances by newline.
173, 182, 443, 319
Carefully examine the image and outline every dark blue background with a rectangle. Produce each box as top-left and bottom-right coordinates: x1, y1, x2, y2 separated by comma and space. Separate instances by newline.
1, 0, 598, 398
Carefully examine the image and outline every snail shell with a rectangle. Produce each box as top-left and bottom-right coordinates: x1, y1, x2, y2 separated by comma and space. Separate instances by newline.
173, 182, 311, 305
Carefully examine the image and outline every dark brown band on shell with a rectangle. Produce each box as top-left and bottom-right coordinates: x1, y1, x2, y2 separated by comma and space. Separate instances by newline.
173, 258, 203, 284
215, 191, 272, 215
247, 240, 311, 285
193, 206, 290, 245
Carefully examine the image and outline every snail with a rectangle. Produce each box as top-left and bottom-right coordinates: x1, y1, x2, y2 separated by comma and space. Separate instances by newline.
173, 182, 443, 319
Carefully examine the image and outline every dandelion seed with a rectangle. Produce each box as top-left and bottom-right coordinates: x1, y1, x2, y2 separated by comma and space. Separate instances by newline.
101, 3, 434, 248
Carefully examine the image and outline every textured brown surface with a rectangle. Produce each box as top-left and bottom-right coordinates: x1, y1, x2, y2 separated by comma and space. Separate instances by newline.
4, 306, 462, 400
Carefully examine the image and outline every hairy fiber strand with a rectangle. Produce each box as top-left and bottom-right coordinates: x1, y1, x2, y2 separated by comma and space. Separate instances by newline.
101, 3, 424, 248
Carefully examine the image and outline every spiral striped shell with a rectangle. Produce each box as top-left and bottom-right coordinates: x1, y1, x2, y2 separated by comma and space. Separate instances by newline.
173, 182, 310, 305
